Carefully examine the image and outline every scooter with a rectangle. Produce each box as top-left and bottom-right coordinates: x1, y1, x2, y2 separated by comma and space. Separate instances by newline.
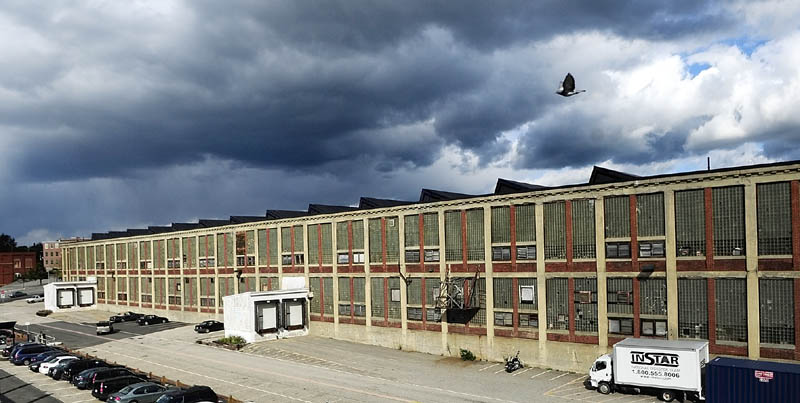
505, 351, 523, 373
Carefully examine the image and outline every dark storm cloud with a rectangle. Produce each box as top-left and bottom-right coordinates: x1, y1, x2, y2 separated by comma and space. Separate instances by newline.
0, 0, 740, 183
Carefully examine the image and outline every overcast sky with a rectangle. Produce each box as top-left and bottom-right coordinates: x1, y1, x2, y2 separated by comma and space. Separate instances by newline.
2, 1, 799, 245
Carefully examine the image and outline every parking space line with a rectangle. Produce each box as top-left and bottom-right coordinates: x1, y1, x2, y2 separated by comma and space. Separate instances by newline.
594, 394, 636, 402
511, 367, 531, 376
530, 369, 551, 378
478, 363, 499, 372
493, 367, 507, 374
549, 372, 570, 381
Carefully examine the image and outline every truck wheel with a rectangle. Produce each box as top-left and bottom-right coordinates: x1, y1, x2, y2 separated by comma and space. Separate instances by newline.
659, 390, 676, 402
598, 382, 612, 395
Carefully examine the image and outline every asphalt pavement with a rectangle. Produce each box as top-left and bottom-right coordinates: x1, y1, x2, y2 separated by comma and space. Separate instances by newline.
0, 368, 61, 403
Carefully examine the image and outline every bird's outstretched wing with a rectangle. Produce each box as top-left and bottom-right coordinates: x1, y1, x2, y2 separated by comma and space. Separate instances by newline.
563, 73, 575, 93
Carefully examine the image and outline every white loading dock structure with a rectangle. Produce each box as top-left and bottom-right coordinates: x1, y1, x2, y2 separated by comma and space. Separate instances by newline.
44, 280, 97, 312
223, 288, 311, 343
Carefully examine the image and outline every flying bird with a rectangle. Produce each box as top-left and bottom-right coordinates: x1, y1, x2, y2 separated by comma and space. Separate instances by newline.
556, 73, 586, 97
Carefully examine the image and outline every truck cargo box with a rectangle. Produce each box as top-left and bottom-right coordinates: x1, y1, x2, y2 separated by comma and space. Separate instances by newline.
612, 338, 708, 392
706, 356, 800, 403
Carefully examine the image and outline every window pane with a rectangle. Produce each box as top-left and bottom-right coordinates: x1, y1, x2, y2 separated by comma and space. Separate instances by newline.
371, 278, 385, 317
715, 278, 747, 342
604, 196, 630, 238
369, 218, 382, 263
293, 225, 303, 252
445, 211, 462, 261
574, 278, 597, 333
675, 189, 706, 256
281, 227, 292, 253
321, 223, 333, 264
544, 202, 566, 259
515, 204, 536, 243
572, 199, 596, 259
404, 215, 419, 248
423, 212, 439, 247
607, 278, 633, 314
757, 182, 792, 255
491, 206, 510, 244
385, 217, 400, 263
268, 228, 277, 266
759, 278, 794, 345
466, 209, 485, 261
257, 229, 268, 265
308, 225, 319, 265
713, 186, 745, 256
678, 278, 708, 339
336, 222, 349, 251
640, 278, 667, 316
493, 278, 513, 309
352, 221, 364, 250
546, 278, 568, 330
637, 193, 665, 237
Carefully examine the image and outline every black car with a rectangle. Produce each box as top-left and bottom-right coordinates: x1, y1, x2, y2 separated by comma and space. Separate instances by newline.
194, 320, 224, 333
137, 315, 169, 325
9, 290, 27, 298
155, 385, 219, 403
109, 311, 143, 323
91, 375, 144, 401
2, 341, 38, 358
76, 367, 133, 390
61, 359, 107, 381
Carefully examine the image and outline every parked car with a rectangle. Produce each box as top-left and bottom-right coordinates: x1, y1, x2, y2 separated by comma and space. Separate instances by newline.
3, 341, 38, 358
137, 315, 169, 326
91, 375, 145, 401
75, 367, 133, 389
73, 366, 116, 386
96, 321, 114, 335
27, 349, 67, 372
49, 356, 89, 379
155, 385, 219, 403
107, 381, 176, 403
11, 344, 54, 365
39, 355, 77, 374
194, 320, 224, 333
59, 359, 107, 381
109, 311, 143, 323
26, 294, 45, 303
9, 291, 27, 299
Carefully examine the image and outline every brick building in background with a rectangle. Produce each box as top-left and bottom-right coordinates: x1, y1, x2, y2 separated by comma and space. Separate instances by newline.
44, 238, 84, 272
0, 252, 37, 285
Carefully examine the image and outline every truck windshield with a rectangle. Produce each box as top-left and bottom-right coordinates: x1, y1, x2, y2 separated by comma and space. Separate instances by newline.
595, 361, 606, 370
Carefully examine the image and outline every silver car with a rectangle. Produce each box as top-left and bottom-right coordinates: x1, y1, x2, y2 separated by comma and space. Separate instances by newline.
106, 381, 174, 403
96, 321, 114, 335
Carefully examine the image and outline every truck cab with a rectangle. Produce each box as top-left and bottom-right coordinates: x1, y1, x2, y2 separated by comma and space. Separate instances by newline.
589, 354, 613, 394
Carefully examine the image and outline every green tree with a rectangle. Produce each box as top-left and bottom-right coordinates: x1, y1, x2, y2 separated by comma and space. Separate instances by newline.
0, 233, 16, 252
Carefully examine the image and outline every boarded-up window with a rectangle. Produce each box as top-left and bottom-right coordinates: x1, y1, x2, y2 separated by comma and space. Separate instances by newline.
757, 182, 792, 255
675, 189, 706, 256
308, 224, 320, 265
607, 278, 633, 314
515, 204, 536, 243
604, 196, 630, 238
466, 209, 485, 261
544, 201, 567, 259
574, 278, 598, 332
321, 224, 332, 264
423, 212, 439, 247
547, 278, 569, 330
445, 211, 462, 261
713, 186, 745, 256
572, 199, 596, 259
637, 193, 665, 237
716, 278, 747, 342
369, 219, 382, 263
640, 278, 667, 316
491, 206, 511, 244
759, 278, 794, 345
678, 278, 708, 340
405, 215, 420, 247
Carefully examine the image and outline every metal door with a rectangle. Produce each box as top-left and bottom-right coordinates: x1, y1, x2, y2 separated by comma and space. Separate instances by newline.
256, 302, 277, 333
285, 301, 304, 328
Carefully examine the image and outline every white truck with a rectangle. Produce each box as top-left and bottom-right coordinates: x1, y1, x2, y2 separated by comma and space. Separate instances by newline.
589, 338, 709, 402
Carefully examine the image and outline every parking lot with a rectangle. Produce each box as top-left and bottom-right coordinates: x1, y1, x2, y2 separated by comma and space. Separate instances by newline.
1, 300, 661, 402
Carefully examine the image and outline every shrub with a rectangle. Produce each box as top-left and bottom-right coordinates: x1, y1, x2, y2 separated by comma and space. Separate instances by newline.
459, 348, 476, 361
35, 310, 52, 317
217, 335, 246, 346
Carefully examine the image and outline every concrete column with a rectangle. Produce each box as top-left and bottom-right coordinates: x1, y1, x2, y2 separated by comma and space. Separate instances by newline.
276, 228, 283, 296
399, 213, 408, 337
484, 205, 495, 356
595, 197, 608, 348
332, 222, 340, 336
364, 219, 372, 328
302, 224, 310, 293
744, 182, 760, 358
438, 208, 448, 352
535, 203, 547, 354
665, 190, 679, 339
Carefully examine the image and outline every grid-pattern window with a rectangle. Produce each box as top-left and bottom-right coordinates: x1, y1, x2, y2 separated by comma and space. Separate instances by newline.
258, 229, 268, 266
407, 278, 422, 321
127, 243, 138, 270
238, 276, 256, 293
322, 278, 333, 314
128, 277, 139, 303
640, 278, 668, 316
405, 215, 419, 247
154, 277, 166, 305
678, 278, 708, 339
140, 277, 152, 303
371, 277, 385, 318
95, 245, 104, 268
77, 247, 85, 270
153, 240, 165, 269
572, 199, 596, 259
259, 276, 278, 291
336, 222, 349, 251
423, 213, 439, 247
309, 278, 321, 314
218, 277, 235, 304
308, 224, 320, 265
320, 223, 333, 264
637, 193, 665, 237
96, 276, 106, 299
574, 278, 598, 332
352, 221, 364, 250
116, 243, 126, 268
386, 217, 400, 263
493, 278, 513, 310
515, 204, 536, 243
388, 277, 401, 319
245, 230, 255, 262
757, 182, 792, 255
471, 278, 486, 325
281, 228, 292, 254
491, 206, 511, 244
293, 225, 303, 253
426, 277, 442, 322
353, 277, 366, 317
182, 237, 196, 268
105, 245, 114, 271
199, 278, 214, 307
713, 186, 745, 256
604, 196, 630, 238
198, 235, 215, 267
338, 277, 351, 316
117, 276, 127, 300
445, 211, 462, 261
183, 277, 196, 307
607, 278, 633, 314
168, 278, 181, 305
466, 209, 485, 261
167, 238, 180, 268
519, 278, 538, 311
547, 278, 569, 330
675, 189, 706, 256
107, 277, 115, 301
716, 278, 748, 342
759, 278, 795, 346
268, 228, 277, 265
544, 202, 567, 259
369, 218, 382, 263
216, 234, 227, 267
87, 247, 95, 270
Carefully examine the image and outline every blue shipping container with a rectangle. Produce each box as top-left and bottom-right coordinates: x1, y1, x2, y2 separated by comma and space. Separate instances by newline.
706, 357, 800, 403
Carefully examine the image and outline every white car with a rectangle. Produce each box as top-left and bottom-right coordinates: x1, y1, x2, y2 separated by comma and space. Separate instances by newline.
26, 295, 44, 303
39, 355, 77, 374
